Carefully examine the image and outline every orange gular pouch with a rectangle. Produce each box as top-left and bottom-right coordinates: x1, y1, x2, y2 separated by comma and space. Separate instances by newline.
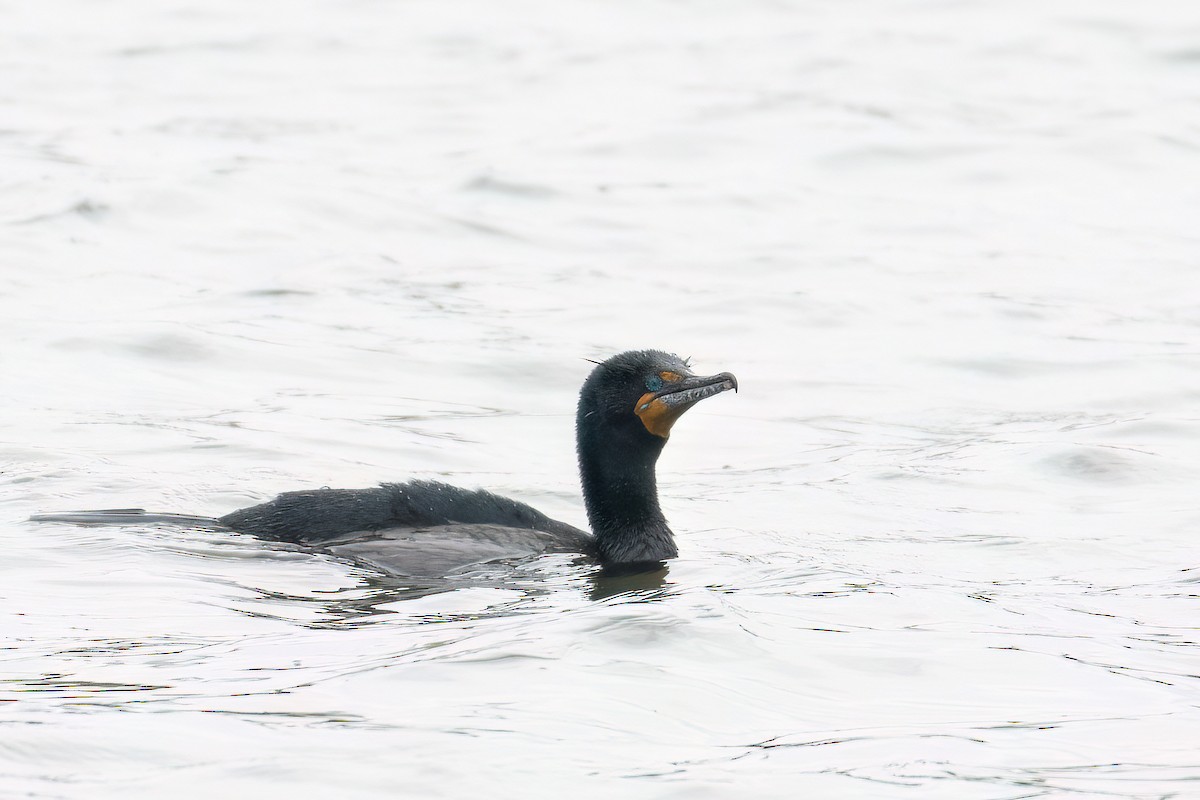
635, 392, 689, 438
633, 371, 739, 438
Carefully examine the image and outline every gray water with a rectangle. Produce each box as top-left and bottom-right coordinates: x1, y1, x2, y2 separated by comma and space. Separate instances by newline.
3, 1, 1199, 797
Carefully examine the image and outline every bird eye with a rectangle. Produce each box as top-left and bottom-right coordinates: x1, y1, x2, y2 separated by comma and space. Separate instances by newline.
645, 375, 664, 392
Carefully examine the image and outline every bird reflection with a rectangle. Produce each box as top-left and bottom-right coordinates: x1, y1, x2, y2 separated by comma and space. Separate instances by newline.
235, 556, 672, 626
589, 564, 670, 601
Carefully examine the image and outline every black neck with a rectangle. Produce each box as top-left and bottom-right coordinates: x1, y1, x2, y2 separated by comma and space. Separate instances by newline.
577, 426, 678, 566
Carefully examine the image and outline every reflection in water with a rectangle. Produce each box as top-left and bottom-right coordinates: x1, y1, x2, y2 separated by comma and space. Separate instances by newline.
589, 565, 670, 601
232, 551, 672, 626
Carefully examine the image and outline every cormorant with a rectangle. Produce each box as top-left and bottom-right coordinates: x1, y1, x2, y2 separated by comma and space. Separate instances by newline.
32, 350, 737, 577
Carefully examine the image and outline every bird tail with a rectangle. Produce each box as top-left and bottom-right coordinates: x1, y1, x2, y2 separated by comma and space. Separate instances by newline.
30, 509, 225, 527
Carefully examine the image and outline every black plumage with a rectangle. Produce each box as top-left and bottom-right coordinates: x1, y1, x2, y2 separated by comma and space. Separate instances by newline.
33, 350, 736, 577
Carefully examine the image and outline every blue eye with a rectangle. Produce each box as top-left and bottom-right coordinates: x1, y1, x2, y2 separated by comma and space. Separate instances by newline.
645, 376, 664, 392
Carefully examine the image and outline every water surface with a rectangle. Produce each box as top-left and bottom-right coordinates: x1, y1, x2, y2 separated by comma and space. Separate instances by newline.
3, 0, 1199, 797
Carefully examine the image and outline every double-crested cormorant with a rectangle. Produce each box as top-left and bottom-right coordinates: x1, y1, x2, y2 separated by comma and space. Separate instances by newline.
32, 350, 737, 576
